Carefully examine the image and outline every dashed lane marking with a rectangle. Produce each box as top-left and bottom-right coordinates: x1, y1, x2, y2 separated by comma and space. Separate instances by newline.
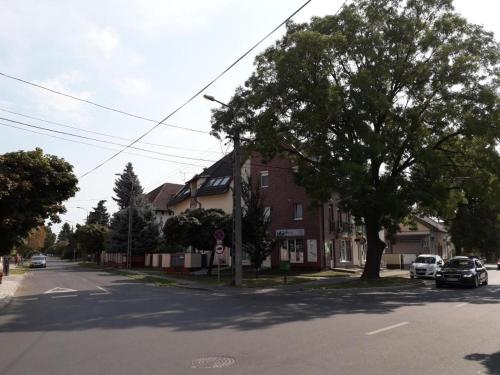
20, 297, 38, 301
455, 302, 468, 308
51, 294, 77, 299
366, 322, 409, 336
90, 286, 111, 296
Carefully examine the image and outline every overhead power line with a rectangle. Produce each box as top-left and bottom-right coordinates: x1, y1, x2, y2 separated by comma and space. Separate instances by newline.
78, 0, 314, 179
0, 122, 209, 168
0, 107, 222, 154
0, 117, 217, 163
0, 72, 209, 135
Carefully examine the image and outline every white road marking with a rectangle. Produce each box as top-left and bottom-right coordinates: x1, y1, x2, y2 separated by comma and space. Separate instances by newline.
21, 297, 38, 301
455, 302, 468, 308
366, 322, 409, 336
44, 287, 77, 294
90, 286, 111, 296
51, 294, 77, 299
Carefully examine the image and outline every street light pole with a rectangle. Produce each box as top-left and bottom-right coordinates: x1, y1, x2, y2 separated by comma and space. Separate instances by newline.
203, 94, 243, 286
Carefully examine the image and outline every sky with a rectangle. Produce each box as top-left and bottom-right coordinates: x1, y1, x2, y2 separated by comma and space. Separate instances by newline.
1, 0, 499, 234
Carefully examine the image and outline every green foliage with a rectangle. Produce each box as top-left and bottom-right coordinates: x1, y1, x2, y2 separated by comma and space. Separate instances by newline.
112, 163, 144, 210
0, 148, 78, 255
58, 222, 73, 242
107, 205, 160, 255
74, 224, 108, 256
86, 200, 110, 226
211, 0, 500, 277
241, 179, 277, 274
42, 225, 56, 254
162, 208, 232, 251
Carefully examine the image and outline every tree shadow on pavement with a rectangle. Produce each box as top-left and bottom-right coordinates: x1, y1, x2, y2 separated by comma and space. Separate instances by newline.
465, 352, 500, 375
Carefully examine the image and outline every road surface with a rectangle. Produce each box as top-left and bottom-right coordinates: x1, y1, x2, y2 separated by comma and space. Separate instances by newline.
0, 258, 499, 375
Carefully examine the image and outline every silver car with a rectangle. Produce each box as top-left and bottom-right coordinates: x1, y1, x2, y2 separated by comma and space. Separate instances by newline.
29, 255, 47, 268
410, 254, 443, 278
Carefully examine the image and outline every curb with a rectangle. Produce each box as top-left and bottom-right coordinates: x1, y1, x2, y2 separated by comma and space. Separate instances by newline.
296, 280, 427, 293
0, 274, 27, 310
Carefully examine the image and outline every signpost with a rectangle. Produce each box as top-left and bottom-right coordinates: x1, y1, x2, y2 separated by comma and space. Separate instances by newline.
214, 230, 225, 282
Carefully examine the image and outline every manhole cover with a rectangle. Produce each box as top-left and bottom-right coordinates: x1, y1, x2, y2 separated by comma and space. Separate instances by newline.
191, 357, 236, 369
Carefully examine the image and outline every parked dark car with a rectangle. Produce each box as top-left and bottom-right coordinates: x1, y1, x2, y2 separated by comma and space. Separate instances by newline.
497, 258, 500, 270
435, 256, 488, 288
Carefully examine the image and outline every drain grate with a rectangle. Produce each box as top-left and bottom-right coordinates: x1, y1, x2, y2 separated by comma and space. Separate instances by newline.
191, 357, 236, 369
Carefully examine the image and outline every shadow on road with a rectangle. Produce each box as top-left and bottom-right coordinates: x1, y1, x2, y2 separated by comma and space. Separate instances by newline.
465, 351, 500, 375
1, 261, 499, 334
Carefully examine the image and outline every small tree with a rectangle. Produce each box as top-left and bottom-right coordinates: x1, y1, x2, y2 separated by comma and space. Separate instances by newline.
0, 148, 78, 255
162, 208, 232, 275
87, 200, 110, 226
74, 224, 108, 259
58, 222, 73, 242
241, 180, 276, 277
113, 163, 144, 210
42, 225, 57, 254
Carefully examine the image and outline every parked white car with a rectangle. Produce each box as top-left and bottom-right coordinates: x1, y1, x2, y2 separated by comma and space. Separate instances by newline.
410, 254, 444, 278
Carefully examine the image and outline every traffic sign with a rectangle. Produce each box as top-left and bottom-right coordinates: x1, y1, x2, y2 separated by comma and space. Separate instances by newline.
215, 245, 224, 254
213, 229, 225, 241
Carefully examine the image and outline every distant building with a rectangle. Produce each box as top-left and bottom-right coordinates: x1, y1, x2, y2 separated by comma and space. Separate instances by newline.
386, 217, 455, 259
145, 182, 183, 229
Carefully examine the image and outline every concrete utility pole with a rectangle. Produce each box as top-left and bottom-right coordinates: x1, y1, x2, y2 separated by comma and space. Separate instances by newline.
127, 179, 134, 269
203, 94, 243, 286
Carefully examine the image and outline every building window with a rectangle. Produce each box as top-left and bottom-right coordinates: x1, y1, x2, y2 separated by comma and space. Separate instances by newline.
293, 203, 303, 220
340, 240, 352, 262
263, 206, 272, 221
280, 239, 304, 263
260, 171, 269, 188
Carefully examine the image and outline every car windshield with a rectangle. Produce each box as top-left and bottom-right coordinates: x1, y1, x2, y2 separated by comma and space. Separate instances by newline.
415, 256, 435, 264
444, 259, 473, 269
32, 256, 44, 261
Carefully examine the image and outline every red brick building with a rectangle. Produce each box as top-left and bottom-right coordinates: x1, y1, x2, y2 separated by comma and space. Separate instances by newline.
249, 154, 363, 270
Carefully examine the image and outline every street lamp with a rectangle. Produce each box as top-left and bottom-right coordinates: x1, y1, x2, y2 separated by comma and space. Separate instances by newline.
115, 172, 134, 269
203, 94, 243, 287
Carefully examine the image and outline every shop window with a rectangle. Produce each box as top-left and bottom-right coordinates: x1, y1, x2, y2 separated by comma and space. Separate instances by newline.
280, 239, 304, 263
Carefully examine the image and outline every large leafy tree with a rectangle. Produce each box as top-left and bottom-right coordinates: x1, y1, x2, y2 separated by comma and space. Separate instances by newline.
113, 163, 144, 210
212, 0, 500, 278
0, 148, 78, 255
87, 200, 110, 226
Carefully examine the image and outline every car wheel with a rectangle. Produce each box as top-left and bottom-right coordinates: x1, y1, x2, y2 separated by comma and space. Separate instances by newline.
483, 276, 488, 286
436, 282, 444, 289
473, 275, 480, 288
410, 275, 414, 279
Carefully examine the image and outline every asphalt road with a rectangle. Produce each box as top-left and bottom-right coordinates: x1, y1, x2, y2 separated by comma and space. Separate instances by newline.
0, 258, 499, 375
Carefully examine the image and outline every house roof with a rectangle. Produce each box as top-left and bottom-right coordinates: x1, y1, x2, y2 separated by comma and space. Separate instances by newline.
417, 217, 447, 233
146, 182, 183, 211
167, 152, 233, 207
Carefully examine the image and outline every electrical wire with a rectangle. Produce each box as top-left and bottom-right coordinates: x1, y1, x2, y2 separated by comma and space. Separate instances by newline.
0, 107, 222, 154
78, 0, 314, 179
0, 117, 217, 163
0, 72, 209, 135
0, 122, 209, 168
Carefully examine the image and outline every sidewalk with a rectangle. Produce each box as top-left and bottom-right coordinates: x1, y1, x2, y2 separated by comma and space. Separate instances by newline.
0, 268, 26, 309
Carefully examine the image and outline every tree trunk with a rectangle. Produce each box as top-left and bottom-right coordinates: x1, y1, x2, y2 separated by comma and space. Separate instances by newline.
361, 214, 386, 279
207, 249, 215, 276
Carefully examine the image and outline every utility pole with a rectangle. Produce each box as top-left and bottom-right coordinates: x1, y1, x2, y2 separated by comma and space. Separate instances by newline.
203, 94, 243, 286
127, 179, 134, 269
